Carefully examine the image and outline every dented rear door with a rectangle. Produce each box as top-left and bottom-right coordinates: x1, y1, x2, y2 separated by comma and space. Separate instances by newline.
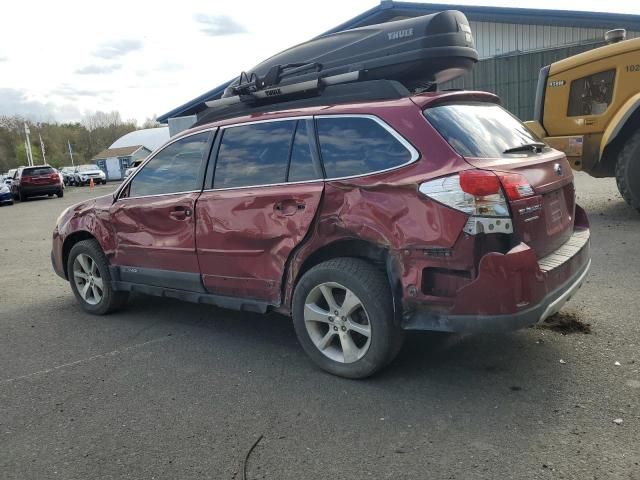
195, 118, 324, 303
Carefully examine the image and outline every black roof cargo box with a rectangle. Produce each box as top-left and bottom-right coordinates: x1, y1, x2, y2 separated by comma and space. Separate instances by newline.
198, 10, 477, 123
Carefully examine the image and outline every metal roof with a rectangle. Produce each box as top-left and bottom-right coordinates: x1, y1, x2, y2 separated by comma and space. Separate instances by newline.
91, 145, 145, 161
109, 127, 170, 151
157, 0, 640, 123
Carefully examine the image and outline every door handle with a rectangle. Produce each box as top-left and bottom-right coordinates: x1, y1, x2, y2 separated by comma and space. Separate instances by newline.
275, 200, 305, 216
169, 206, 192, 220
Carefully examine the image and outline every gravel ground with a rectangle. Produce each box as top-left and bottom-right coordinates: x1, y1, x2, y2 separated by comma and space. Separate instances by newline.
0, 174, 639, 480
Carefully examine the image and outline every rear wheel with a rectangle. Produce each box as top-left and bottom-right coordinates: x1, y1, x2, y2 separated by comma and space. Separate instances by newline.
67, 239, 128, 315
18, 189, 27, 202
57, 189, 64, 198
615, 130, 640, 212
292, 257, 404, 379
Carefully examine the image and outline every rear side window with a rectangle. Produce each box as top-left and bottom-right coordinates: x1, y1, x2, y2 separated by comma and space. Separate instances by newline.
23, 167, 54, 176
214, 121, 295, 188
424, 103, 543, 158
288, 121, 320, 182
316, 117, 413, 178
129, 131, 209, 197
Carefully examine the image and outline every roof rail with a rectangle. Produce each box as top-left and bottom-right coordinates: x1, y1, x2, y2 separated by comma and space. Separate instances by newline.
194, 79, 411, 126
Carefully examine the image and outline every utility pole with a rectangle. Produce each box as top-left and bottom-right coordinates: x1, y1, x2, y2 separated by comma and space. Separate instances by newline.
67, 140, 75, 166
39, 134, 47, 165
24, 123, 34, 166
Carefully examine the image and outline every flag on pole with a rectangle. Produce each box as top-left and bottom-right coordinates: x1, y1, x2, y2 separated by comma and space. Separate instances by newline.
67, 140, 75, 166
39, 134, 47, 164
24, 123, 33, 166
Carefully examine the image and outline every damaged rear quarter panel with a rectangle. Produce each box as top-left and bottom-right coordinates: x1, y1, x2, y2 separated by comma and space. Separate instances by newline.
282, 103, 472, 311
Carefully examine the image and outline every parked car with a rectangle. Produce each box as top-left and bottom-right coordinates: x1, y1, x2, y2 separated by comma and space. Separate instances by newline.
12, 165, 63, 201
51, 91, 591, 378
123, 158, 144, 179
0, 183, 13, 206
73, 165, 107, 186
60, 167, 76, 186
5, 169, 17, 187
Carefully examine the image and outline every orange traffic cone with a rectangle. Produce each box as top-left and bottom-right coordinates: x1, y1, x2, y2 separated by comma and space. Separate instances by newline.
89, 178, 95, 189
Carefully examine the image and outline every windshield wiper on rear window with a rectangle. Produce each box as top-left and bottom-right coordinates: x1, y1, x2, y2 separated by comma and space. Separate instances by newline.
503, 142, 546, 154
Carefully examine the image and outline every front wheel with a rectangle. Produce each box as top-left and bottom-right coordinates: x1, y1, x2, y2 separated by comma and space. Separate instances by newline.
615, 130, 640, 212
292, 258, 404, 379
67, 239, 128, 315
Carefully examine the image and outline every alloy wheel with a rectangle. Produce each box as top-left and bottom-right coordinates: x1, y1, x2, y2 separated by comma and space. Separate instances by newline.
72, 253, 104, 305
303, 282, 371, 363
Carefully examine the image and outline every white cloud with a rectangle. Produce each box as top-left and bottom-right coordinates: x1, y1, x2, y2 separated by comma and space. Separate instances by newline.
75, 64, 122, 75
0, 88, 82, 122
92, 39, 142, 59
194, 14, 247, 36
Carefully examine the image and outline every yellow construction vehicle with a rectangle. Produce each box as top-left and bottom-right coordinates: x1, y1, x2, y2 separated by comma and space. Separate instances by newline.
525, 30, 640, 211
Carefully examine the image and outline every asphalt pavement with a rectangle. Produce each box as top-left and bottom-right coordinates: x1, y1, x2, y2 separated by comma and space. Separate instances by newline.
0, 175, 639, 480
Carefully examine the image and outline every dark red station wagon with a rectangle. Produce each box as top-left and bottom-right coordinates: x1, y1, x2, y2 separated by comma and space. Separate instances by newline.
52, 91, 590, 378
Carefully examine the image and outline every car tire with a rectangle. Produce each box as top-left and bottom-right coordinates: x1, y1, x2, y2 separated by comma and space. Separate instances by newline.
67, 239, 129, 315
615, 130, 640, 213
292, 257, 404, 379
18, 189, 27, 202
57, 189, 64, 198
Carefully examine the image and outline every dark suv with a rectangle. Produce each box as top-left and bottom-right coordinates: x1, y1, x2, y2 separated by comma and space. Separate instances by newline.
51, 91, 590, 378
13, 165, 64, 201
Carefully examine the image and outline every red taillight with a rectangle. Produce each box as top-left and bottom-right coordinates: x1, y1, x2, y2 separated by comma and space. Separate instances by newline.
497, 173, 534, 200
459, 170, 500, 196
21, 176, 32, 184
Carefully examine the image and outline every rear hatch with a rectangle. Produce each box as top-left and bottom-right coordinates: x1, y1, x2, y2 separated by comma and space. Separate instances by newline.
424, 100, 575, 258
22, 166, 59, 186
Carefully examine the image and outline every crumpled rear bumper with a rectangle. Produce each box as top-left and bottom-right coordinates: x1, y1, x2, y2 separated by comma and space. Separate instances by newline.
402, 226, 591, 333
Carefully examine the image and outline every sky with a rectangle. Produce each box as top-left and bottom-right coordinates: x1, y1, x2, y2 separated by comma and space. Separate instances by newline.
0, 0, 639, 124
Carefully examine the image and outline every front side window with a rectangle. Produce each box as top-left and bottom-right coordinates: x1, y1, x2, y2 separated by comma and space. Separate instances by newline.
567, 69, 616, 117
129, 131, 209, 197
316, 116, 413, 178
214, 121, 295, 189
424, 103, 544, 158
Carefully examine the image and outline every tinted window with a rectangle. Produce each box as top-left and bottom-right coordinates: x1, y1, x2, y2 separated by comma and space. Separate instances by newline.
316, 117, 412, 178
288, 121, 320, 182
424, 103, 543, 158
214, 121, 295, 189
567, 69, 615, 117
23, 167, 54, 176
129, 132, 209, 197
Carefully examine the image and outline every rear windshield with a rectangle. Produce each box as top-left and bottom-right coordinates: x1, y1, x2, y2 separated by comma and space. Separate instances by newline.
424, 103, 543, 158
23, 167, 54, 176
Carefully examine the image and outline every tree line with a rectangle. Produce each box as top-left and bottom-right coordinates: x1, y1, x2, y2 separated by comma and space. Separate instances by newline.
0, 112, 160, 173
